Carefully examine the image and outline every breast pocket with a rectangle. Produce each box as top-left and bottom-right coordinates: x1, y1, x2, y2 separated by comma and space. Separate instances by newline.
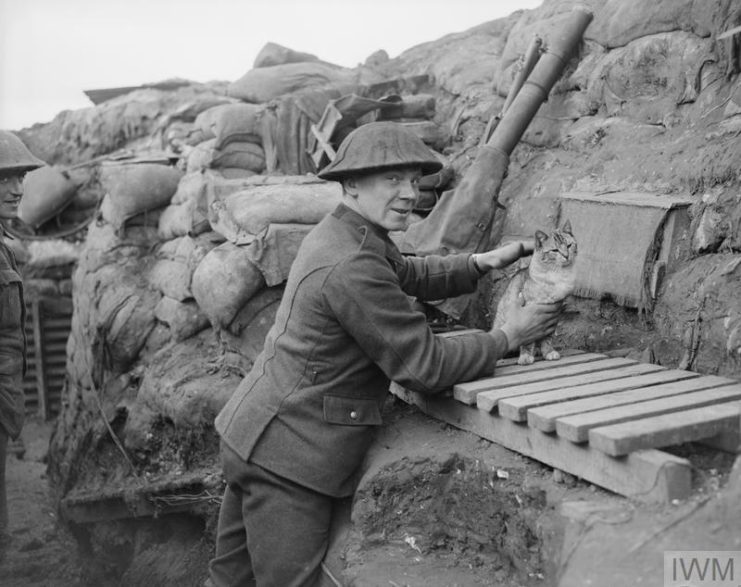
323, 395, 383, 426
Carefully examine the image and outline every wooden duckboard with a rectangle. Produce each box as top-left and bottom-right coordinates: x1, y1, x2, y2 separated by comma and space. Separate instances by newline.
391, 348, 741, 503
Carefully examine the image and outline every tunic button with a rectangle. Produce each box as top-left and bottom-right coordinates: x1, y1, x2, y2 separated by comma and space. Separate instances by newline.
349, 410, 358, 420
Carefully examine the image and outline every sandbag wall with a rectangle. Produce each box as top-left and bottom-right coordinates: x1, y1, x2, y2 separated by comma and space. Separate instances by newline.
42, 41, 454, 501
50, 157, 343, 496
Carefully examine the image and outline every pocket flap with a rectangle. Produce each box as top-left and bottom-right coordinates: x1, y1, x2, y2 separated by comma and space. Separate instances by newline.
323, 395, 383, 426
0, 269, 21, 287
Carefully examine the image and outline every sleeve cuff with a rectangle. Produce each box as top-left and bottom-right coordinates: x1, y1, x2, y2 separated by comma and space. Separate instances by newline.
469, 254, 487, 277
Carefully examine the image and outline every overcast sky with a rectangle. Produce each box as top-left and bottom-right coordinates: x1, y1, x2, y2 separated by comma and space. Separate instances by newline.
0, 0, 541, 131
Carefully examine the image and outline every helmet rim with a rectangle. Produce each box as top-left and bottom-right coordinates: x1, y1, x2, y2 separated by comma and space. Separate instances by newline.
317, 121, 442, 182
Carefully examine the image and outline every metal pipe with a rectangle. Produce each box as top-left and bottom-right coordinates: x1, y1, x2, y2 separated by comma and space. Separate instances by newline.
488, 8, 593, 154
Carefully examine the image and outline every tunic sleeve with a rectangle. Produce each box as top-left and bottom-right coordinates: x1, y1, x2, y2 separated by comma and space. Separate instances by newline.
0, 264, 26, 440
323, 249, 507, 394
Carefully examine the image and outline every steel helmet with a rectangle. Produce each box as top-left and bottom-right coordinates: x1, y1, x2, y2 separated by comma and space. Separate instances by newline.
317, 121, 442, 182
0, 131, 45, 174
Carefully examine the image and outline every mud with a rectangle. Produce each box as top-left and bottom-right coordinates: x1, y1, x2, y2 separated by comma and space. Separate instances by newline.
346, 456, 550, 586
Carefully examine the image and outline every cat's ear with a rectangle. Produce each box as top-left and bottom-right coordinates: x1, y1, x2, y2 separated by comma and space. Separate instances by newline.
534, 230, 548, 249
561, 220, 573, 235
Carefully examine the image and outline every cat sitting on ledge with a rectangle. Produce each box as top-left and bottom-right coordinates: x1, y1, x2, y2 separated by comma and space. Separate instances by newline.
492, 221, 577, 366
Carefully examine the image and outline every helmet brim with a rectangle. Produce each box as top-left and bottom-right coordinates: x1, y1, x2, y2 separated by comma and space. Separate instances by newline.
318, 160, 443, 182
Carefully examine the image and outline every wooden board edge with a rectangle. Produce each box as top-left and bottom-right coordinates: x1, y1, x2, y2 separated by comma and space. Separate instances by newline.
390, 383, 692, 503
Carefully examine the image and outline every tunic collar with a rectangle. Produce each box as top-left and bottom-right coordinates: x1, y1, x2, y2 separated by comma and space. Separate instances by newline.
331, 203, 403, 262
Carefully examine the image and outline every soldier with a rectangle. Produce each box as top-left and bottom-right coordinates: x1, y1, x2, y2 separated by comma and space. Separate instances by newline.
207, 121, 562, 586
0, 131, 44, 556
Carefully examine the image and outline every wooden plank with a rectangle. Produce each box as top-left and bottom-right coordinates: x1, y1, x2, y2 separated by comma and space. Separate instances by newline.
561, 191, 694, 209
492, 348, 587, 369
453, 354, 612, 405
529, 374, 735, 432
390, 383, 692, 503
588, 403, 741, 456
473, 358, 645, 412
497, 363, 674, 421
557, 384, 741, 443
492, 351, 605, 377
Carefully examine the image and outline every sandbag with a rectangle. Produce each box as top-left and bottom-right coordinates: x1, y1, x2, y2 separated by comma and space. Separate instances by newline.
162, 120, 195, 153
197, 103, 264, 150
97, 285, 161, 372
400, 120, 450, 151
211, 141, 266, 173
225, 286, 284, 360
227, 61, 358, 103
161, 172, 212, 239
158, 199, 210, 240
254, 42, 320, 68
154, 296, 210, 342
242, 223, 313, 286
149, 258, 195, 301
185, 138, 266, 173
208, 180, 342, 244
172, 171, 209, 206
150, 235, 218, 297
18, 166, 78, 229
99, 163, 183, 231
217, 168, 258, 179
191, 241, 267, 330
189, 109, 219, 144
186, 139, 217, 173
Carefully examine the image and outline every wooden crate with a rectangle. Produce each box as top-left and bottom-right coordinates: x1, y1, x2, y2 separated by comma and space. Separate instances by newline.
391, 345, 740, 503
23, 295, 73, 420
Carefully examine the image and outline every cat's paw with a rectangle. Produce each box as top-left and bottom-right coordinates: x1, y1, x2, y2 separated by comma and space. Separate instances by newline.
517, 354, 536, 365
544, 350, 561, 361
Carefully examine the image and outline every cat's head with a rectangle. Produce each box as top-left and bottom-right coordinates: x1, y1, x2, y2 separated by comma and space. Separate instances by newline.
532, 220, 578, 271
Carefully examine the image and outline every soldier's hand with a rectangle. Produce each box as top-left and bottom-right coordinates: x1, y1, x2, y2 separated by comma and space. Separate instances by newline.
494, 294, 562, 352
473, 241, 533, 273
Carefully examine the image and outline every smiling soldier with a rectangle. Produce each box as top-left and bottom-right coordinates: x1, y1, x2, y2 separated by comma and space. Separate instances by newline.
207, 121, 562, 587
0, 131, 44, 558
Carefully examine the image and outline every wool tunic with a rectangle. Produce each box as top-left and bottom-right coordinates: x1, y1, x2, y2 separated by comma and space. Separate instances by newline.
0, 240, 25, 440
215, 204, 508, 497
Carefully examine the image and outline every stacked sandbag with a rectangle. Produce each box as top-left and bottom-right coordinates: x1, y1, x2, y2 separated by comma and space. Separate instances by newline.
61, 165, 106, 227
375, 93, 451, 154
158, 170, 286, 240
158, 94, 238, 153
189, 175, 340, 341
18, 166, 78, 229
227, 61, 359, 104
148, 234, 220, 301
99, 162, 183, 233
158, 171, 212, 240
192, 240, 267, 332
148, 234, 221, 342
182, 103, 268, 177
207, 175, 342, 245
194, 103, 264, 148
17, 82, 234, 168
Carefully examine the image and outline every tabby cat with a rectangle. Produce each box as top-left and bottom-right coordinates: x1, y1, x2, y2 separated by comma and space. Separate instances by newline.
492, 221, 578, 365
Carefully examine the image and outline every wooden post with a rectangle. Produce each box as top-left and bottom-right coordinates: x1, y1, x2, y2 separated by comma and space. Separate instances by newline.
31, 298, 48, 420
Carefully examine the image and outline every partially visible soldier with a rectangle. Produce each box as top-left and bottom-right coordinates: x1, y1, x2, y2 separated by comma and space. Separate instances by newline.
0, 131, 44, 557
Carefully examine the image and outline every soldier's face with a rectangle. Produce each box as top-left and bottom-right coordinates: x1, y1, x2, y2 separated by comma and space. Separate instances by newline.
343, 167, 422, 232
0, 173, 24, 219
